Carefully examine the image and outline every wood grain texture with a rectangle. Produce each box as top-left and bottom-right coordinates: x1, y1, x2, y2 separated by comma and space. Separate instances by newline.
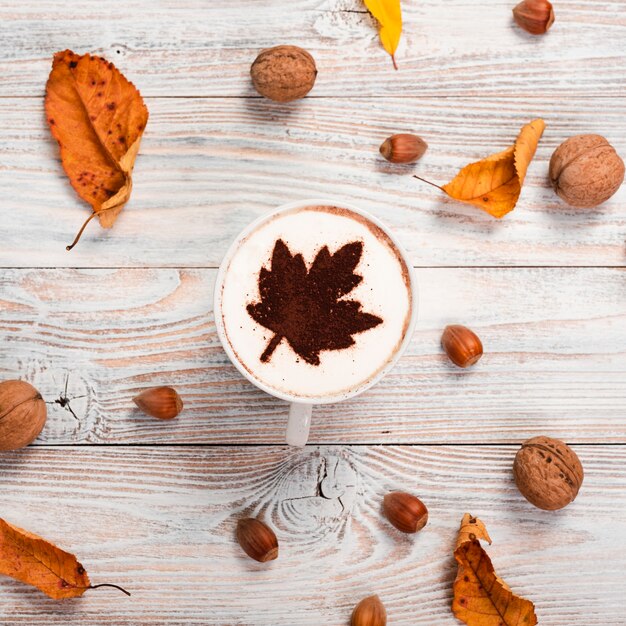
1, 0, 626, 98
0, 445, 623, 625
0, 267, 623, 444
1, 97, 625, 268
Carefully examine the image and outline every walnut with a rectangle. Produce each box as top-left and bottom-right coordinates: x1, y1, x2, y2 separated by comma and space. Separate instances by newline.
513, 436, 584, 510
250, 45, 317, 102
549, 134, 624, 208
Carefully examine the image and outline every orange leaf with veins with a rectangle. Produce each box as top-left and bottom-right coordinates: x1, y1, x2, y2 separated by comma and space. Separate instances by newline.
453, 513, 538, 626
45, 50, 149, 249
416, 119, 545, 218
0, 517, 130, 599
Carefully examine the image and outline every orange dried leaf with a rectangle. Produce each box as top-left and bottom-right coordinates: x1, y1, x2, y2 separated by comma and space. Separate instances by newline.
441, 119, 545, 218
45, 50, 149, 249
0, 517, 90, 599
453, 514, 537, 626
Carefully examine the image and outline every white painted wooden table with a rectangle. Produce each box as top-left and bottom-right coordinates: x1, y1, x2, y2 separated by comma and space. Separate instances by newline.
0, 1, 625, 624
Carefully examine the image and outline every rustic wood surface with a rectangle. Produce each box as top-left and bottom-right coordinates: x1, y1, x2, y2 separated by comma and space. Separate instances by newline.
1, 96, 625, 267
0, 0, 625, 624
1, 446, 624, 625
0, 267, 624, 444
1, 0, 625, 98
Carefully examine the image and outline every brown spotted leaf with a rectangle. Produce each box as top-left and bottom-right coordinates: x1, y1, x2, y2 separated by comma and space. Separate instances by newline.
0, 517, 91, 599
0, 518, 130, 600
453, 513, 537, 626
247, 239, 383, 366
45, 50, 149, 249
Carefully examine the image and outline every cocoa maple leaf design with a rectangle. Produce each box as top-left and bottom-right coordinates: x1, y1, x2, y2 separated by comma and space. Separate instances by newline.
247, 239, 383, 366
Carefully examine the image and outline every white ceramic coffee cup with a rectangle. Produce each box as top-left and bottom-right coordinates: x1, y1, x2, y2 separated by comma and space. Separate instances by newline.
214, 198, 418, 447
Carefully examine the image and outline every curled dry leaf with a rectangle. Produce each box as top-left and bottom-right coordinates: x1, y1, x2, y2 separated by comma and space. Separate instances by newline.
45, 50, 149, 250
362, 0, 402, 69
416, 119, 545, 218
453, 513, 537, 626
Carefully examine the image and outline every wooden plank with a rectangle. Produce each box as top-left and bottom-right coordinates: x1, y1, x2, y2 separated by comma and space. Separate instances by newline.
1, 267, 624, 445
0, 445, 623, 624
1, 96, 625, 268
1, 0, 625, 98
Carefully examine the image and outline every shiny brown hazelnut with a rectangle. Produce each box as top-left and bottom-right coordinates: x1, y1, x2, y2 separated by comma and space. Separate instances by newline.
383, 491, 428, 534
441, 325, 483, 368
513, 0, 555, 35
379, 134, 428, 164
351, 595, 387, 626
133, 386, 183, 420
236, 517, 279, 563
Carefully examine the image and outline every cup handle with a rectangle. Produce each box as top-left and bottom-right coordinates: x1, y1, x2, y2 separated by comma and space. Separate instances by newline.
286, 403, 313, 447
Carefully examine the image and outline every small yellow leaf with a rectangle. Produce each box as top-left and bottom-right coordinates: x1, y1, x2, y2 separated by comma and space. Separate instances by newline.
452, 514, 538, 626
442, 119, 546, 218
363, 0, 402, 69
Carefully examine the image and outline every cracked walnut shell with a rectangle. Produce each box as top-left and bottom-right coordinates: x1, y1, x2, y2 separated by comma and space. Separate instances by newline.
250, 45, 317, 102
514, 436, 583, 510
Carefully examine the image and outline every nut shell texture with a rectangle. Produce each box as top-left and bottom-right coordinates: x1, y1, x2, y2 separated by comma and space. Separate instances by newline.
133, 386, 183, 420
251, 45, 317, 102
514, 436, 584, 510
379, 134, 428, 164
441, 325, 483, 368
236, 518, 279, 563
0, 380, 47, 450
351, 595, 387, 626
549, 134, 625, 208
383, 491, 428, 533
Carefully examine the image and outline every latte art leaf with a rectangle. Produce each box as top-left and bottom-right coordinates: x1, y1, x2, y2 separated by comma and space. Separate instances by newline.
247, 239, 383, 366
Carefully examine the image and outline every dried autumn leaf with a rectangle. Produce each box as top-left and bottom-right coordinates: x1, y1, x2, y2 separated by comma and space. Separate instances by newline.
417, 119, 545, 219
45, 50, 149, 250
247, 239, 383, 366
363, 0, 402, 69
0, 517, 129, 599
453, 513, 538, 626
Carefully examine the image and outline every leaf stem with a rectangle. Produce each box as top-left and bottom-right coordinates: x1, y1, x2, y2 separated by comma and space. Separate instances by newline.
89, 583, 131, 596
413, 174, 444, 191
66, 211, 98, 251
66, 205, 119, 251
391, 54, 398, 71
260, 335, 282, 363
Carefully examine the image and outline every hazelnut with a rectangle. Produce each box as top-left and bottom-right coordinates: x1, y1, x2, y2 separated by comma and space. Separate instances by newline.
514, 436, 584, 510
383, 491, 428, 534
0, 380, 47, 450
236, 517, 278, 562
250, 45, 317, 102
441, 325, 483, 368
549, 134, 625, 208
379, 134, 428, 164
513, 0, 555, 35
133, 386, 183, 420
351, 595, 387, 626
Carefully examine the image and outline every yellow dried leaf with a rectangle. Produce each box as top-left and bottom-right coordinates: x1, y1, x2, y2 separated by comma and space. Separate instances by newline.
441, 119, 546, 218
363, 0, 402, 69
453, 513, 537, 626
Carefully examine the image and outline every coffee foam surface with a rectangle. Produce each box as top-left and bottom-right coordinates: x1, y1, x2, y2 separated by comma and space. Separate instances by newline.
220, 206, 412, 399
